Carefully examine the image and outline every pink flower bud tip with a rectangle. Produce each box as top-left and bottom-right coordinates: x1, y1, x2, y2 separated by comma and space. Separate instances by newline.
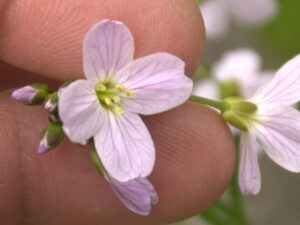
37, 143, 50, 154
11, 86, 36, 104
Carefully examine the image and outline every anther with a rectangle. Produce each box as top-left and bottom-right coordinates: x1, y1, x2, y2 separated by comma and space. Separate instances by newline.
113, 96, 121, 104
115, 84, 125, 91
125, 89, 134, 97
96, 83, 107, 92
114, 106, 124, 115
104, 97, 112, 106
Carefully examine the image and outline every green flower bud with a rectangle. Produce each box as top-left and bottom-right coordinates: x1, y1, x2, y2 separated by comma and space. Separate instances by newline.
38, 122, 65, 154
45, 92, 58, 113
12, 83, 50, 105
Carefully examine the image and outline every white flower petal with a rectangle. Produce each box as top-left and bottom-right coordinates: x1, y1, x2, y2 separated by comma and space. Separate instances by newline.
193, 80, 219, 100
244, 71, 274, 98
228, 0, 278, 26
255, 105, 300, 172
200, 0, 230, 40
115, 53, 192, 115
238, 132, 261, 195
58, 80, 107, 144
83, 20, 134, 82
252, 55, 300, 105
94, 112, 155, 182
213, 48, 261, 85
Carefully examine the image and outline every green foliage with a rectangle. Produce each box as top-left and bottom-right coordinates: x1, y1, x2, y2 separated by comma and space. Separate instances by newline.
257, 0, 300, 65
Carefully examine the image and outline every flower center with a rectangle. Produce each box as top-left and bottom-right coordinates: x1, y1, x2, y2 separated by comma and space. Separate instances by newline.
95, 80, 134, 115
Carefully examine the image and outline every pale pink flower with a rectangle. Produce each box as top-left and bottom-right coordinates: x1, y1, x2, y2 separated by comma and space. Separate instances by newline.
200, 0, 278, 40
108, 176, 158, 215
238, 55, 300, 194
58, 20, 192, 182
193, 49, 273, 100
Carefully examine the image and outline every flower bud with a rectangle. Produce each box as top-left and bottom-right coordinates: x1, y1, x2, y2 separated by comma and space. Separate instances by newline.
45, 92, 58, 113
38, 122, 65, 154
12, 84, 50, 105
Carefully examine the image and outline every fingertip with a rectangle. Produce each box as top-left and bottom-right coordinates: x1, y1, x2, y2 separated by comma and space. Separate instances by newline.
145, 102, 235, 223
0, 0, 205, 79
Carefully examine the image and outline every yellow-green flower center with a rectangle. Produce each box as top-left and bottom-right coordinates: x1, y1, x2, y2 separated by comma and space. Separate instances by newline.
95, 80, 134, 115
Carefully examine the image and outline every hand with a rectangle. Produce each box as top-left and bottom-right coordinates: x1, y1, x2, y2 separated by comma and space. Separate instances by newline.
0, 0, 235, 224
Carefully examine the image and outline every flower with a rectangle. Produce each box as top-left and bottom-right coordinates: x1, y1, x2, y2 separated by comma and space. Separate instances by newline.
223, 55, 300, 194
200, 0, 278, 40
12, 84, 50, 105
193, 48, 274, 100
58, 20, 193, 182
108, 176, 158, 215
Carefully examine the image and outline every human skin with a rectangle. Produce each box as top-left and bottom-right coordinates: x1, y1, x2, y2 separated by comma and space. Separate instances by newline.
0, 0, 235, 225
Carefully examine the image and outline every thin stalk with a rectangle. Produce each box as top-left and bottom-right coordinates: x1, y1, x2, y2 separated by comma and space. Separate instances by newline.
189, 95, 225, 112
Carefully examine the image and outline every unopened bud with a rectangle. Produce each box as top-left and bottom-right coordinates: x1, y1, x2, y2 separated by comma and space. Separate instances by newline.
12, 84, 50, 105
38, 122, 64, 154
45, 92, 58, 113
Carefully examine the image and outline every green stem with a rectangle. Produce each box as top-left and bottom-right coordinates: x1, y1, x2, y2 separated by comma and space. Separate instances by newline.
189, 95, 225, 112
199, 136, 251, 225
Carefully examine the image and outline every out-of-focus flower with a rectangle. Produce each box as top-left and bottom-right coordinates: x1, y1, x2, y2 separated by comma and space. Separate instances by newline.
59, 20, 193, 182
12, 84, 49, 105
200, 0, 278, 40
193, 48, 273, 100
90, 149, 158, 215
222, 55, 300, 194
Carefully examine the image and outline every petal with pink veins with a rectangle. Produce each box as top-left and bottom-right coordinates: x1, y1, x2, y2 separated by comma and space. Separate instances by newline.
94, 112, 155, 182
58, 80, 107, 144
239, 132, 261, 195
252, 55, 300, 105
83, 20, 134, 82
255, 105, 300, 172
116, 53, 193, 115
108, 176, 158, 215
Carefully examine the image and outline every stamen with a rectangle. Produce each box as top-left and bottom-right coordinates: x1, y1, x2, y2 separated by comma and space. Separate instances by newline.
96, 83, 107, 92
125, 89, 134, 97
104, 97, 112, 106
115, 84, 125, 91
114, 106, 124, 115
113, 96, 121, 104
